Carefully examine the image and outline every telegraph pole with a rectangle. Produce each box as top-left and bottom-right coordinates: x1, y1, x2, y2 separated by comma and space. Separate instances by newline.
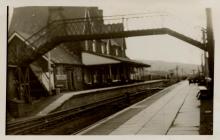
202, 28, 209, 77
206, 8, 214, 96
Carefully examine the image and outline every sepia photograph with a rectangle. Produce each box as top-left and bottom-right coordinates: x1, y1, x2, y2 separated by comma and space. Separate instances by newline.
2, 0, 219, 136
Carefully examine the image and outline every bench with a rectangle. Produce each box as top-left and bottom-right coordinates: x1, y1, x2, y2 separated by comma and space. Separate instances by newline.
197, 86, 208, 100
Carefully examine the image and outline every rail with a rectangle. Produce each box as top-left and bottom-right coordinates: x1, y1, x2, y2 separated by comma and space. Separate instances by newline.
7, 87, 164, 135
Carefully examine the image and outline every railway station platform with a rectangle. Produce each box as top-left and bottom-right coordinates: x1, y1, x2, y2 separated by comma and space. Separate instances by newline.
8, 80, 165, 121
78, 81, 200, 135
36, 80, 165, 116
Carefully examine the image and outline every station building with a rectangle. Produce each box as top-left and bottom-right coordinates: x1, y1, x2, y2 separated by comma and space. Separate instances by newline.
8, 6, 150, 104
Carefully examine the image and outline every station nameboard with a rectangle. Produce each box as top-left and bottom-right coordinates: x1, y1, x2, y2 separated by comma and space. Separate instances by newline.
56, 74, 67, 80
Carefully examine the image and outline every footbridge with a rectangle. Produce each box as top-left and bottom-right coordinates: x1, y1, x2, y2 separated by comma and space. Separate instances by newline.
9, 12, 206, 66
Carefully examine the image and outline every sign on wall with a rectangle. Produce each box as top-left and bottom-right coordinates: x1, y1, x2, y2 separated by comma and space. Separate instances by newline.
56, 74, 67, 80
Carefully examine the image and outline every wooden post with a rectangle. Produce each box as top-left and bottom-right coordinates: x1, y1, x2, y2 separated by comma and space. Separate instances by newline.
109, 65, 112, 80
17, 67, 31, 103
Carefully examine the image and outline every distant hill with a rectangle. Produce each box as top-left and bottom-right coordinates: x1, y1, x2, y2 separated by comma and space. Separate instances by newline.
139, 60, 201, 75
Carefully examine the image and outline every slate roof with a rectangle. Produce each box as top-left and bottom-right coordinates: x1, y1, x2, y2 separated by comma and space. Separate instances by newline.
9, 6, 101, 35
49, 45, 82, 65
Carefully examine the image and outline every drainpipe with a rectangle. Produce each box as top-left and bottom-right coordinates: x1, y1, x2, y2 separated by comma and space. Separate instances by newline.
109, 65, 112, 80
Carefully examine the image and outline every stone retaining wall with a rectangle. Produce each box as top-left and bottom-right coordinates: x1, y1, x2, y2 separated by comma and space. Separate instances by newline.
54, 80, 165, 112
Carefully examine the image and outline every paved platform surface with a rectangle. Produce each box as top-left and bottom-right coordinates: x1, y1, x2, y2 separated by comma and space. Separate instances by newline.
78, 81, 200, 135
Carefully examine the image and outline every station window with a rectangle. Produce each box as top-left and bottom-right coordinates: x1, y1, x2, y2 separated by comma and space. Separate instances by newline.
85, 40, 89, 51
106, 44, 110, 55
84, 70, 92, 84
101, 43, 105, 54
121, 46, 124, 53
92, 40, 96, 52
93, 72, 98, 83
56, 65, 64, 74
115, 48, 119, 56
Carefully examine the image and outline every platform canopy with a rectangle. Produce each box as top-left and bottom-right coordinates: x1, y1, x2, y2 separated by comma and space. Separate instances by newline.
82, 52, 150, 67
82, 52, 120, 65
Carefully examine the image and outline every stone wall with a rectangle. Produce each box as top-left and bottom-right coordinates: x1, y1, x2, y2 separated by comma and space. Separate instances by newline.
54, 80, 164, 112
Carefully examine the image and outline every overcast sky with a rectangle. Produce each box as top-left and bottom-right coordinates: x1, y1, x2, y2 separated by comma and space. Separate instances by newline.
8, 0, 218, 65
89, 0, 209, 65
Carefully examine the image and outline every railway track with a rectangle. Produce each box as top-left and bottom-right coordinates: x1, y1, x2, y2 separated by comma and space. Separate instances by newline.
6, 87, 165, 135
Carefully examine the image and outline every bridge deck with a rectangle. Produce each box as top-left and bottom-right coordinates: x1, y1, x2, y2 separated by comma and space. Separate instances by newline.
78, 81, 200, 135
9, 27, 204, 66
